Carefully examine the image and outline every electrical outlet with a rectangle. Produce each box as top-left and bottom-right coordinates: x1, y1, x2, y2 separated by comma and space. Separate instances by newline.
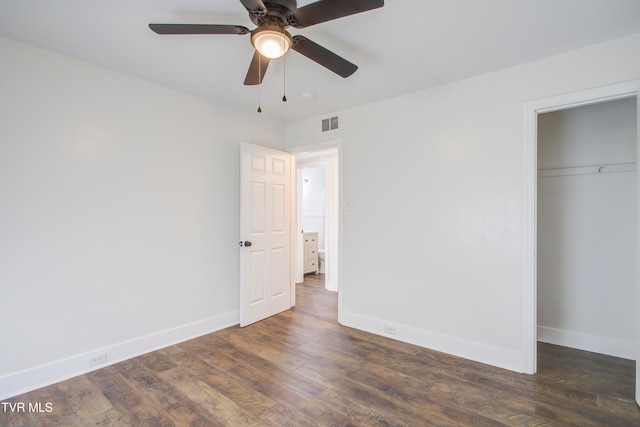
383, 324, 396, 335
89, 352, 107, 367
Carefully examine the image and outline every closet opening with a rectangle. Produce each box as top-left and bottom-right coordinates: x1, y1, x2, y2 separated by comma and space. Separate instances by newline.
532, 94, 638, 406
536, 97, 637, 361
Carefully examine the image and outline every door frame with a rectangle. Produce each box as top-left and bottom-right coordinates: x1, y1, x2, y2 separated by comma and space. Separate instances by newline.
287, 139, 344, 322
522, 80, 640, 391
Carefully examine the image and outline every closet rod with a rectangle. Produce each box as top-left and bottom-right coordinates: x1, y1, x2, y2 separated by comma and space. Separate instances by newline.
538, 162, 637, 178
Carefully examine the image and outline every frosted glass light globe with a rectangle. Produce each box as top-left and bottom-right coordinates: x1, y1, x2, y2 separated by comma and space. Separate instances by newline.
251, 28, 292, 59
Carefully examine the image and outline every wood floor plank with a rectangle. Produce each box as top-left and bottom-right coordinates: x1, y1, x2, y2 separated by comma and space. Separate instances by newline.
88, 366, 176, 427
226, 360, 355, 426
216, 328, 311, 371
307, 366, 461, 426
55, 375, 129, 426
212, 344, 327, 400
114, 357, 220, 426
180, 360, 278, 417
315, 388, 411, 427
173, 335, 239, 372
157, 367, 263, 427
3, 273, 639, 426
28, 381, 85, 427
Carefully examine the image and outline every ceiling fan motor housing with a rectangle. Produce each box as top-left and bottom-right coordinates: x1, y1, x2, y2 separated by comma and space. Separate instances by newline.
249, 0, 298, 28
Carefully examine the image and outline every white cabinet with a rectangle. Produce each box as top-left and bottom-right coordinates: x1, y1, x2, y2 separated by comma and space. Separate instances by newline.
303, 232, 319, 274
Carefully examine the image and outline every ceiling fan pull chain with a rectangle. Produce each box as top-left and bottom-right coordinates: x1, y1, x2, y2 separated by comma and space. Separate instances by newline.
282, 57, 287, 102
257, 54, 262, 113
282, 32, 287, 102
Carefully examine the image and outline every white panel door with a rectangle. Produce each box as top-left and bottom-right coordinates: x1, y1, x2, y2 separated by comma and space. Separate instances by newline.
240, 142, 292, 327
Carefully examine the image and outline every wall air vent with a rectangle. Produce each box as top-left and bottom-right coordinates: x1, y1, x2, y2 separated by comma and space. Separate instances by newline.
321, 115, 339, 132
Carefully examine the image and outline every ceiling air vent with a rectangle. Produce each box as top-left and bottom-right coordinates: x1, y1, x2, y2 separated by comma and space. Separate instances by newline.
321, 116, 339, 132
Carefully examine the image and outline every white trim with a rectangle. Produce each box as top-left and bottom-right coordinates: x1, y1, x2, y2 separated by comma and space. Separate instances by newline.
636, 94, 640, 407
288, 139, 344, 323
290, 153, 298, 305
524, 81, 639, 114
342, 312, 523, 373
635, 93, 640, 405
523, 79, 640, 375
522, 99, 538, 374
0, 311, 239, 400
538, 326, 635, 360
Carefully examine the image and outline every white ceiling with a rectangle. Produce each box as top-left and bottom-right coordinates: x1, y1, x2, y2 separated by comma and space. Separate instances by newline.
1, 0, 640, 123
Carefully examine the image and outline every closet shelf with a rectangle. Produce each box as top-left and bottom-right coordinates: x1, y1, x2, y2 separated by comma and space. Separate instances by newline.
538, 162, 637, 177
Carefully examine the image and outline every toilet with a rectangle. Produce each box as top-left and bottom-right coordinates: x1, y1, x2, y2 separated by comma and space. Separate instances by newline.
318, 249, 326, 274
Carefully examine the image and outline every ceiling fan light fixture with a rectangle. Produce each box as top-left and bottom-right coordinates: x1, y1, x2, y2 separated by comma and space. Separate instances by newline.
251, 26, 292, 59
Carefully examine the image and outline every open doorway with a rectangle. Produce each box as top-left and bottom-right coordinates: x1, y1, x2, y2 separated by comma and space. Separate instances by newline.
537, 97, 637, 360
523, 80, 640, 405
535, 95, 638, 408
295, 148, 339, 292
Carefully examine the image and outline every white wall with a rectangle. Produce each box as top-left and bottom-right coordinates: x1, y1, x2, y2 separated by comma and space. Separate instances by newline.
537, 99, 637, 359
0, 37, 284, 399
285, 32, 640, 371
301, 165, 326, 248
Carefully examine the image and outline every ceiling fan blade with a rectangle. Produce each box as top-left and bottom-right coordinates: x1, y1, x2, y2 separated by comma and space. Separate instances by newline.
244, 51, 271, 85
238, 0, 267, 14
292, 35, 357, 78
149, 24, 250, 35
291, 0, 384, 28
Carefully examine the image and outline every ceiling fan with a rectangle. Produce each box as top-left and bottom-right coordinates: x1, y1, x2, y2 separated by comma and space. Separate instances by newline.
149, 0, 384, 85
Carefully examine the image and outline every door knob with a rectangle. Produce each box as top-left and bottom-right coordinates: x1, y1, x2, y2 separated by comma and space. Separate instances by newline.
239, 241, 252, 247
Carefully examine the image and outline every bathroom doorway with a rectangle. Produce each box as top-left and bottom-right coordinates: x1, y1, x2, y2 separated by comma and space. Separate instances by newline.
294, 147, 339, 293
289, 140, 342, 300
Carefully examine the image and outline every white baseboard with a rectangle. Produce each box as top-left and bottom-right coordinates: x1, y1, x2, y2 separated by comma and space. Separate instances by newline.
0, 311, 239, 400
340, 312, 524, 373
537, 326, 635, 360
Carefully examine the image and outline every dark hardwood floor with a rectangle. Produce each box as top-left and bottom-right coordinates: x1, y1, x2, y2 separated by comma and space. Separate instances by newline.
3, 274, 639, 426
